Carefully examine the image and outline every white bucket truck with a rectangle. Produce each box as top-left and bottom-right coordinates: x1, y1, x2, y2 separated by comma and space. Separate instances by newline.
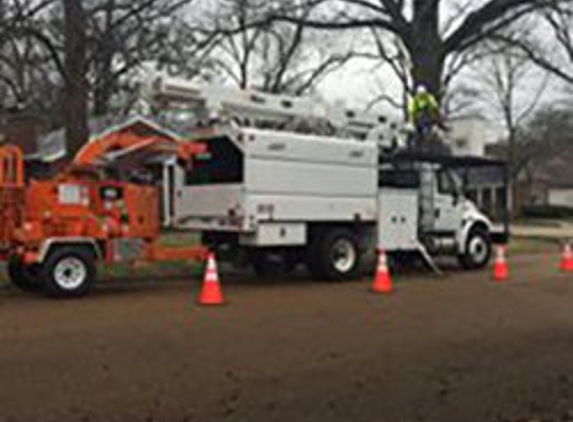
142, 75, 508, 279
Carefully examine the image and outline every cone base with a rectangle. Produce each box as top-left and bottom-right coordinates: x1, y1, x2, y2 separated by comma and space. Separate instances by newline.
198, 286, 225, 306
198, 299, 225, 306
372, 276, 393, 294
372, 286, 393, 294
493, 267, 509, 282
198, 297, 225, 306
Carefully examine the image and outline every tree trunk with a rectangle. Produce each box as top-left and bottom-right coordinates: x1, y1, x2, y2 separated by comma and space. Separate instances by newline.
408, 0, 445, 97
93, 0, 115, 117
62, 0, 89, 159
93, 54, 114, 117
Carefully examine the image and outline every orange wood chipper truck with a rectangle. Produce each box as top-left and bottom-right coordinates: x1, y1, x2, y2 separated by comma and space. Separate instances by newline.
0, 132, 208, 297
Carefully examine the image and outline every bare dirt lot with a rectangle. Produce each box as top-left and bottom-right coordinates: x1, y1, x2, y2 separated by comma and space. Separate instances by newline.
1, 252, 573, 422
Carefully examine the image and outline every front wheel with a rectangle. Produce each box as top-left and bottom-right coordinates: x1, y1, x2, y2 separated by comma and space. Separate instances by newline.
40, 247, 96, 298
458, 227, 492, 270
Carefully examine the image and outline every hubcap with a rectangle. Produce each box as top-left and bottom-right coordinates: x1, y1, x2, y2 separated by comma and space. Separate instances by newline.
331, 238, 357, 274
54, 257, 87, 290
469, 236, 488, 264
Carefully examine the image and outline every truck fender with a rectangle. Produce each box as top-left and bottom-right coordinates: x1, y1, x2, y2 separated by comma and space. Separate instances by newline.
457, 219, 491, 255
35, 237, 103, 264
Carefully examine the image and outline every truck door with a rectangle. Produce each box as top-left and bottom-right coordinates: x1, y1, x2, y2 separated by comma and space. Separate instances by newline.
433, 168, 464, 234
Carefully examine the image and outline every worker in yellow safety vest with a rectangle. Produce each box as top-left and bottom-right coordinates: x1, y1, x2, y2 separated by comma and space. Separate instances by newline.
407, 84, 443, 149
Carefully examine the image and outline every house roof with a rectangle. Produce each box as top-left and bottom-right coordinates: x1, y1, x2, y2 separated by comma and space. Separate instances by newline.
32, 114, 184, 163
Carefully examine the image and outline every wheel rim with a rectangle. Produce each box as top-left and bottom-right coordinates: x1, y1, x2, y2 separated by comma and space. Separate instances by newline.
331, 238, 357, 274
54, 257, 87, 290
468, 236, 488, 264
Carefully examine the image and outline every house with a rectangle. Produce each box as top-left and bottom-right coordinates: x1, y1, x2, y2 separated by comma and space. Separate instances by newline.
36, 114, 183, 163
545, 160, 573, 208
17, 115, 183, 178
447, 117, 490, 157
485, 140, 573, 214
548, 184, 573, 207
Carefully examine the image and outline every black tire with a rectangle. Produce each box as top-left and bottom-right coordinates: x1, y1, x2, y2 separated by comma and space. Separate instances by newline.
308, 228, 361, 281
7, 256, 42, 292
39, 247, 96, 298
458, 226, 492, 270
250, 249, 296, 278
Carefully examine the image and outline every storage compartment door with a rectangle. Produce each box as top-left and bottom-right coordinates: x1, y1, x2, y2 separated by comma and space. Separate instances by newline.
377, 189, 419, 251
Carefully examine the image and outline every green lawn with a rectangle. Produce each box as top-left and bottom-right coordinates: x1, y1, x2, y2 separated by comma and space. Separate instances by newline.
103, 232, 204, 281
507, 237, 560, 254
513, 218, 564, 228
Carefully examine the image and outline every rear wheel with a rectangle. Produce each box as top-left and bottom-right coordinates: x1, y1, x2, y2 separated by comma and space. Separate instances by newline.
7, 256, 42, 292
308, 228, 361, 281
40, 247, 96, 298
459, 227, 492, 270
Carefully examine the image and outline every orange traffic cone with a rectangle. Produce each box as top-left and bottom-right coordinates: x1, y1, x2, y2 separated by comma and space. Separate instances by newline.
198, 253, 225, 306
560, 242, 573, 273
493, 245, 509, 282
372, 249, 393, 294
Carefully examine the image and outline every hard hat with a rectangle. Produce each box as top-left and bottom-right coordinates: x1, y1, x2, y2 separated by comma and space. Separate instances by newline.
416, 84, 428, 95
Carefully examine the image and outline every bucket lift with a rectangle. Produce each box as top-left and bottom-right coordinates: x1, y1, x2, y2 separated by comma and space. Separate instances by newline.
141, 73, 401, 145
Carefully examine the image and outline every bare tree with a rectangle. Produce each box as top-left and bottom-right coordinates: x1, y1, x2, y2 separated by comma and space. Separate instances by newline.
0, 0, 203, 155
505, 106, 573, 207
209, 0, 353, 95
61, 0, 89, 157
265, 0, 567, 98
87, 0, 200, 116
486, 2, 572, 89
476, 44, 550, 188
0, 0, 57, 112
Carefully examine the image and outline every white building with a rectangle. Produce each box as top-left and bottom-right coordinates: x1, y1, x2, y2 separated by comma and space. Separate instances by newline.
447, 117, 489, 157
548, 185, 573, 208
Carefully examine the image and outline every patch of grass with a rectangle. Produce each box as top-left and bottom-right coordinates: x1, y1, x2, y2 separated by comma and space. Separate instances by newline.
157, 232, 200, 247
103, 232, 204, 281
508, 237, 559, 254
102, 260, 203, 281
513, 218, 563, 228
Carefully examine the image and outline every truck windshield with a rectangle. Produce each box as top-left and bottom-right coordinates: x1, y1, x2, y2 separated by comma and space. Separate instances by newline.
185, 137, 244, 185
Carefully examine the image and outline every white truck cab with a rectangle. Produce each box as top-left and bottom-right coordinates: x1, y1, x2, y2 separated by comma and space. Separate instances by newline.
378, 153, 506, 272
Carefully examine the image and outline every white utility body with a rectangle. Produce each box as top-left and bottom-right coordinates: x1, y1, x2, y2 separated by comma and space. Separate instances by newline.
143, 74, 506, 279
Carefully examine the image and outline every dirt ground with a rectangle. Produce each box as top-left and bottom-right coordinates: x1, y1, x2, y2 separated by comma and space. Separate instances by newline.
1, 252, 573, 422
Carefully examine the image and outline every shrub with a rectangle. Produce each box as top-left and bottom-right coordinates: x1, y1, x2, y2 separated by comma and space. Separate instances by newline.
521, 204, 573, 219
